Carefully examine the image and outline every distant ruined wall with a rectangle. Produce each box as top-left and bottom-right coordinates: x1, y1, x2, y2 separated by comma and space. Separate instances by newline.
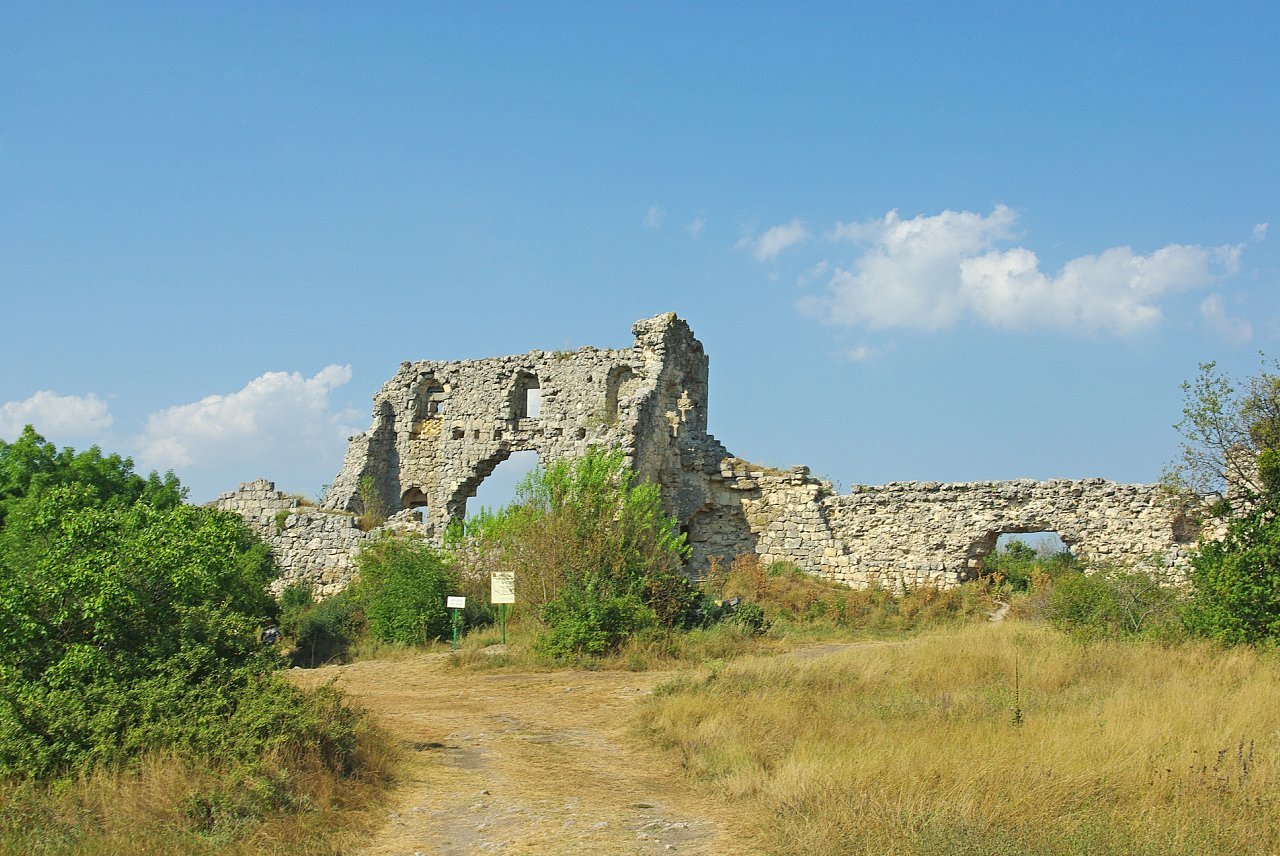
692, 470, 1199, 588
221, 313, 1205, 595
211, 479, 375, 596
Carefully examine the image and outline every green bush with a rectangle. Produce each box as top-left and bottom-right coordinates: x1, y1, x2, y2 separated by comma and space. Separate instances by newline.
1184, 504, 1280, 644
292, 588, 366, 667
1046, 565, 1183, 640
0, 427, 369, 782
356, 535, 456, 645
729, 602, 770, 635
278, 580, 315, 637
454, 447, 690, 657
538, 587, 658, 658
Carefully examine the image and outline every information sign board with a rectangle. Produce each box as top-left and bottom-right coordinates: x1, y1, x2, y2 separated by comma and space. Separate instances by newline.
490, 571, 516, 604
446, 596, 466, 609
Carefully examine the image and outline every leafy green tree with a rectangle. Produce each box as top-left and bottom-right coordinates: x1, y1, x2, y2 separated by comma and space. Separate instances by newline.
356, 536, 456, 645
0, 425, 184, 525
0, 481, 279, 775
1172, 360, 1280, 643
0, 429, 375, 781
1168, 360, 1280, 506
1184, 506, 1280, 644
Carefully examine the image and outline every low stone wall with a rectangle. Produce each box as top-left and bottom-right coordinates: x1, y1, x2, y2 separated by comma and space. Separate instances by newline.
211, 479, 377, 596
688, 465, 1203, 589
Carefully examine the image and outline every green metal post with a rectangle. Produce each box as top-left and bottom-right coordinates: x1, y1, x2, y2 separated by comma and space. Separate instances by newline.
501, 603, 507, 645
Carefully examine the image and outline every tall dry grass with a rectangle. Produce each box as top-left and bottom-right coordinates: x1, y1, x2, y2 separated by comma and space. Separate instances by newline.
637, 622, 1280, 855
0, 725, 397, 855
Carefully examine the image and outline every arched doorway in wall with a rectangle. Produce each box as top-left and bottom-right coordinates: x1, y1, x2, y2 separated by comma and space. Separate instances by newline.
967, 526, 1077, 583
603, 365, 635, 424
447, 449, 542, 521
996, 531, 1070, 556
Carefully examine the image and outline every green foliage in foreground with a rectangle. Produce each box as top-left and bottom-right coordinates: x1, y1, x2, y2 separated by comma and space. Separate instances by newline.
0, 426, 367, 785
1046, 564, 1184, 641
280, 581, 367, 667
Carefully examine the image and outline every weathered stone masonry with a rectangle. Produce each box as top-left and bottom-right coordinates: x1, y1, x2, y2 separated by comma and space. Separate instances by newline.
216, 313, 1198, 593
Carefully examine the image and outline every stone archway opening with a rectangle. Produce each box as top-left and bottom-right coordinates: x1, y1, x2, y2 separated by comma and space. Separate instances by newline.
462, 449, 541, 520
996, 531, 1070, 558
971, 527, 1077, 588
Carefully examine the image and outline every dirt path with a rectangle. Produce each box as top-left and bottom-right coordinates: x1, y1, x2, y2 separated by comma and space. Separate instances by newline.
294, 652, 756, 855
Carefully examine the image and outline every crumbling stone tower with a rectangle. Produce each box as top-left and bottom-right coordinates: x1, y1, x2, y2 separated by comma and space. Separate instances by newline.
321, 313, 732, 538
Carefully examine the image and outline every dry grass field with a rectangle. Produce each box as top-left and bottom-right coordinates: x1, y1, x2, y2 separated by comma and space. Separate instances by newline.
10, 618, 1280, 855
636, 622, 1280, 855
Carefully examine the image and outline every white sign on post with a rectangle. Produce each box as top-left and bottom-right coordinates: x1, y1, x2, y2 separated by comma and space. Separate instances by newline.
490, 571, 516, 604
446, 596, 466, 609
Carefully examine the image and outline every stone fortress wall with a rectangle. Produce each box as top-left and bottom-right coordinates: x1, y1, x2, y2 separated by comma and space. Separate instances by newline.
215, 313, 1199, 593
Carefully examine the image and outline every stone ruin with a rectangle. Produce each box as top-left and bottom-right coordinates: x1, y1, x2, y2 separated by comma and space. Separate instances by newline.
214, 312, 1200, 595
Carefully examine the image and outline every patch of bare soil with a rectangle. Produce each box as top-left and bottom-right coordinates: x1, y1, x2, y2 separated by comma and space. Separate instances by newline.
293, 652, 755, 855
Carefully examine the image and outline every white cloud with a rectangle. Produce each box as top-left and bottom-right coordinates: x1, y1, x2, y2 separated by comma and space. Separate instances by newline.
1200, 294, 1253, 345
838, 345, 878, 362
0, 391, 113, 440
1253, 222, 1269, 242
135, 365, 358, 474
644, 204, 666, 229
798, 206, 1245, 335
741, 219, 810, 262
687, 215, 706, 238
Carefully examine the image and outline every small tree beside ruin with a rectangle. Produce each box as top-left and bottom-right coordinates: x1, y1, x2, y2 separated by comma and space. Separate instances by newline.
1171, 359, 1280, 644
452, 447, 694, 657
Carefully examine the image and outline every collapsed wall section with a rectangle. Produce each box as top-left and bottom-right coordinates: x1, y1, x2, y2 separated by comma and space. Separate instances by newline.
210, 479, 376, 596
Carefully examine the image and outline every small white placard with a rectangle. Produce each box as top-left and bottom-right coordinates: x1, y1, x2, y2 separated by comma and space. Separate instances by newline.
490, 571, 516, 604
446, 596, 466, 609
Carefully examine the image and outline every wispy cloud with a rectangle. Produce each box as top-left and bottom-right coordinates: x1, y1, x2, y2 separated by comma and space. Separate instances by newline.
740, 219, 810, 262
1200, 294, 1253, 345
794, 206, 1247, 336
644, 204, 666, 229
838, 344, 879, 362
135, 365, 359, 475
0, 391, 113, 441
687, 214, 706, 238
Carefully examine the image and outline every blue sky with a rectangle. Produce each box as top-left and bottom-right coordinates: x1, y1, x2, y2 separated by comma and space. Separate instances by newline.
2, 1, 1277, 504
